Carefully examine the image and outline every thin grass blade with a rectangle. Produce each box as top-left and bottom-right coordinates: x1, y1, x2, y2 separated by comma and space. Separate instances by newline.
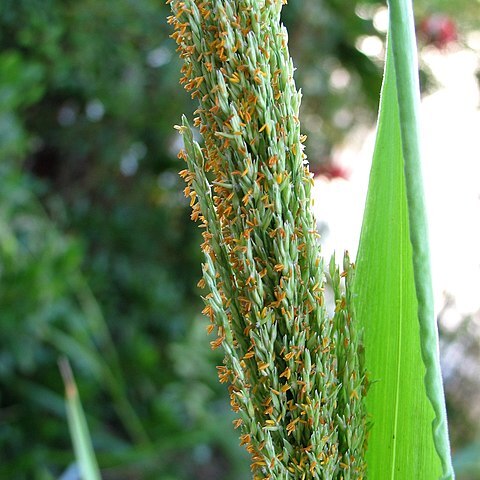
59, 357, 102, 480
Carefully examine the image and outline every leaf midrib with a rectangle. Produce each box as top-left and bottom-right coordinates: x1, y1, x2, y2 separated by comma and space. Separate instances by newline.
391, 192, 404, 479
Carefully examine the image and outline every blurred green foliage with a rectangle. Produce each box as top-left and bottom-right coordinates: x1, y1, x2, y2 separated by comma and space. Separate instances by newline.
0, 1, 247, 478
0, 0, 478, 478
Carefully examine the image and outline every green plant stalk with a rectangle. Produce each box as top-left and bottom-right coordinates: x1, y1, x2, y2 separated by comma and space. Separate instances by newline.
169, 1, 367, 478
388, 1, 453, 477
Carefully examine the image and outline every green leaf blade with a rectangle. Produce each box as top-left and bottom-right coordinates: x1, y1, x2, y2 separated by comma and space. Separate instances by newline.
354, 37, 442, 479
59, 357, 102, 480
388, 1, 454, 476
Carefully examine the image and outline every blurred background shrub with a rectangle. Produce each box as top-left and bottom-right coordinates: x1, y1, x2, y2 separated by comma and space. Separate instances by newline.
0, 0, 478, 478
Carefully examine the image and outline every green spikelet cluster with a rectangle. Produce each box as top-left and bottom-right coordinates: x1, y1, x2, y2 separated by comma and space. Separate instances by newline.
168, 1, 367, 478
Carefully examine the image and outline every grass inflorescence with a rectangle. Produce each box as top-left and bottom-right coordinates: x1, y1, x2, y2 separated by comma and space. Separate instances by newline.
168, 1, 367, 478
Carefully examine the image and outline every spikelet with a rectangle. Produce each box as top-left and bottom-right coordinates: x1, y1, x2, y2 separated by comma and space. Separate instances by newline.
168, 1, 367, 478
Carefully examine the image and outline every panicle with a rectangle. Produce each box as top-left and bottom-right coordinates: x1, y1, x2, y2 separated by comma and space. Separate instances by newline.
168, 1, 367, 477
